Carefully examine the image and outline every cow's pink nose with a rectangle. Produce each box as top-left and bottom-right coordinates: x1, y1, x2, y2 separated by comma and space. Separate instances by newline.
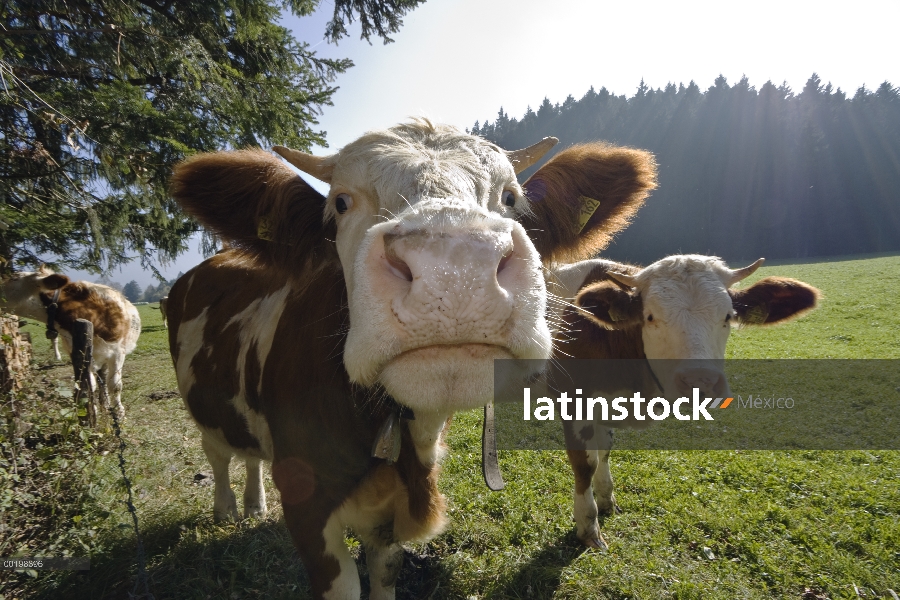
675, 368, 727, 397
381, 229, 515, 289
377, 226, 519, 337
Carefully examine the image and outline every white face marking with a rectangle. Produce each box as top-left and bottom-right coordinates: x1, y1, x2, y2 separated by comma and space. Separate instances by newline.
322, 122, 550, 413
632, 256, 736, 397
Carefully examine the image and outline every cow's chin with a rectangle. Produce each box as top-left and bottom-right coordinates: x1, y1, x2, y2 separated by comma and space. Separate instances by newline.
379, 344, 511, 413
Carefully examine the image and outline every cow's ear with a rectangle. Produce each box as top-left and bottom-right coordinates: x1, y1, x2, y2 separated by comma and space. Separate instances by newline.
730, 277, 820, 325
575, 280, 643, 329
170, 149, 335, 266
41, 273, 69, 290
521, 143, 657, 264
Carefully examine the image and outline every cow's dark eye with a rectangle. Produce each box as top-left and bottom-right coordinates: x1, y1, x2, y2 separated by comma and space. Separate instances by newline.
502, 190, 516, 207
647, 314, 653, 322
335, 193, 352, 214
725, 313, 732, 325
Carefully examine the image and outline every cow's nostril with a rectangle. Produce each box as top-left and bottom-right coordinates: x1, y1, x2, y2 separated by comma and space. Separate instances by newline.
497, 251, 513, 276
384, 245, 413, 282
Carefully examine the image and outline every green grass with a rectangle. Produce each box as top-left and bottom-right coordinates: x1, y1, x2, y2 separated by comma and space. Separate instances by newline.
2, 256, 899, 599
725, 254, 900, 359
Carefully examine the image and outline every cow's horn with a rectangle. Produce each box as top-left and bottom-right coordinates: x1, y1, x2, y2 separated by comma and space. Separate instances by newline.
728, 258, 765, 285
272, 146, 334, 183
607, 271, 639, 288
506, 137, 559, 174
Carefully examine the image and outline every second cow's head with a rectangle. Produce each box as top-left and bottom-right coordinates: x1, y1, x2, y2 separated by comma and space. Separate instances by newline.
171, 120, 656, 413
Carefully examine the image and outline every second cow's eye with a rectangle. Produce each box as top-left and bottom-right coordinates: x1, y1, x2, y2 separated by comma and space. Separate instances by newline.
647, 314, 654, 322
502, 190, 516, 207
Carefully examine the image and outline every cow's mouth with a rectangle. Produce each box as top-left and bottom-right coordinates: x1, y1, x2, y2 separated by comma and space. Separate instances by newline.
377, 343, 515, 412
393, 343, 511, 361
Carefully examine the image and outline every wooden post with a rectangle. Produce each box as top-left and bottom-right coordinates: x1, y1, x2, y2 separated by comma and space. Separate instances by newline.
71, 319, 96, 427
0, 315, 32, 402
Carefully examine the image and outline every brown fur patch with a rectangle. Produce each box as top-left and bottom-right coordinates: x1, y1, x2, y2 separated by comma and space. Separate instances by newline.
170, 150, 336, 271
40, 282, 128, 343
397, 424, 447, 532
730, 277, 821, 324
272, 457, 317, 504
522, 143, 657, 263
566, 449, 596, 494
281, 501, 343, 597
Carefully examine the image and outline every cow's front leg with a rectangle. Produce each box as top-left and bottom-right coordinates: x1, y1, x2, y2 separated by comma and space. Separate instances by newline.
243, 457, 267, 518
283, 503, 360, 599
567, 447, 605, 549
365, 541, 403, 600
201, 436, 239, 522
593, 428, 619, 515
94, 366, 107, 409
105, 355, 126, 422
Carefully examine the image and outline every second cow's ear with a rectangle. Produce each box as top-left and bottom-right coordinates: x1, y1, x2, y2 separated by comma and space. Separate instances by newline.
729, 277, 820, 325
575, 280, 644, 329
521, 143, 657, 264
41, 273, 69, 290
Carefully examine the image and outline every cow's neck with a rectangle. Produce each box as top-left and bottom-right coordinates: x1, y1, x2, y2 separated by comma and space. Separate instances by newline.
406, 409, 451, 466
4, 295, 52, 323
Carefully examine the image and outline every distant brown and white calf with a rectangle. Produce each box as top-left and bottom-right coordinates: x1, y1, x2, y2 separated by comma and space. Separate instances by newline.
1, 267, 141, 419
548, 255, 819, 549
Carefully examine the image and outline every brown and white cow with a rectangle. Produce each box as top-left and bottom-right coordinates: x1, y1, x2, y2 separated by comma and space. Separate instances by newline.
548, 254, 820, 549
167, 120, 657, 599
0, 267, 142, 419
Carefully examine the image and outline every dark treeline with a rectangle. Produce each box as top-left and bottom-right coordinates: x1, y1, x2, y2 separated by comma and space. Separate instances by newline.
473, 74, 900, 265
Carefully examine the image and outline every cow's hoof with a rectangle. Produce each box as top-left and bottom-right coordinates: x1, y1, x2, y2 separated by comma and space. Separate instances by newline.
596, 496, 619, 515
244, 506, 267, 519
214, 492, 240, 523
213, 509, 239, 523
584, 535, 608, 552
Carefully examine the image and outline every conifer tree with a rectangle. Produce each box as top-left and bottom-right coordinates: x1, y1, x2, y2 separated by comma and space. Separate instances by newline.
474, 74, 900, 262
0, 0, 424, 274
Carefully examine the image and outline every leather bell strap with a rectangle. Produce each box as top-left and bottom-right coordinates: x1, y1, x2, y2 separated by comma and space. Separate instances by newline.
482, 401, 505, 491
45, 288, 61, 340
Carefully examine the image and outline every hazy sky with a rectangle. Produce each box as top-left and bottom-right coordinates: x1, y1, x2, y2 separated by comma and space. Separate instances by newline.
87, 0, 900, 287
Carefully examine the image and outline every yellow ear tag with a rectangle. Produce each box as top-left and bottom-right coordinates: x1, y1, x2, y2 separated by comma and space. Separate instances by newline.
257, 215, 274, 241
608, 305, 626, 322
577, 196, 602, 233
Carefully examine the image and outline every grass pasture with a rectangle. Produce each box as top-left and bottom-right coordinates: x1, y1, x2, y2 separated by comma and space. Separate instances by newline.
1, 254, 899, 599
